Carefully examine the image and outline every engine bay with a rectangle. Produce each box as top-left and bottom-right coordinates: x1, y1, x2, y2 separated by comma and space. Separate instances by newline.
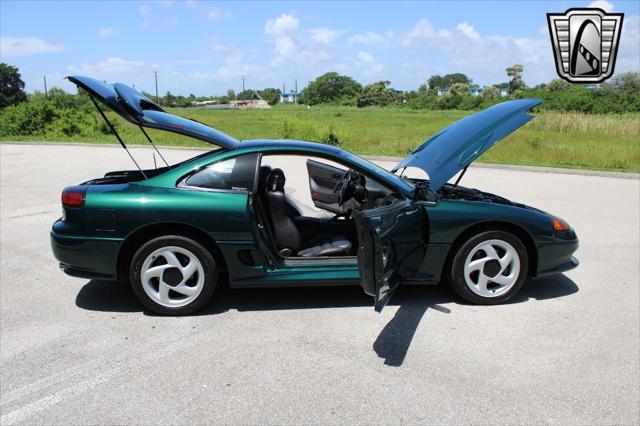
437, 183, 526, 207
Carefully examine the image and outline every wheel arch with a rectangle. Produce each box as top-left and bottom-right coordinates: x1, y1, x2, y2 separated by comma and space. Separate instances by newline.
444, 221, 538, 277
117, 222, 227, 281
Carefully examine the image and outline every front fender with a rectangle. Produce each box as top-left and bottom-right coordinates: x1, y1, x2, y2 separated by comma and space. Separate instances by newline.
427, 200, 554, 245
413, 200, 575, 283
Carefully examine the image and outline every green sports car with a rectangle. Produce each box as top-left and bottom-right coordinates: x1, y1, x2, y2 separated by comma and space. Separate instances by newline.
50, 76, 579, 315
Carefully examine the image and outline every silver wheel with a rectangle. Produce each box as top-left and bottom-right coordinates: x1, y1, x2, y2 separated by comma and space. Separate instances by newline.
140, 246, 205, 308
463, 239, 520, 298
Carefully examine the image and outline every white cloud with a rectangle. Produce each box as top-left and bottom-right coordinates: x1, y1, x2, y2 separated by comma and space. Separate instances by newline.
457, 22, 480, 41
0, 37, 66, 56
615, 15, 640, 73
401, 18, 435, 47
211, 43, 231, 53
275, 36, 295, 56
262, 13, 345, 78
160, 0, 174, 7
265, 13, 301, 66
357, 51, 374, 63
207, 7, 232, 20
353, 51, 385, 79
348, 31, 385, 44
588, 0, 614, 12
67, 57, 146, 76
138, 4, 150, 15
265, 13, 299, 36
98, 27, 119, 39
397, 18, 562, 85
308, 28, 344, 44
211, 51, 263, 83
182, 1, 231, 21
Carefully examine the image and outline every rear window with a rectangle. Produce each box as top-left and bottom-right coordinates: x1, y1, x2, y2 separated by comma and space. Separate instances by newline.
183, 153, 258, 192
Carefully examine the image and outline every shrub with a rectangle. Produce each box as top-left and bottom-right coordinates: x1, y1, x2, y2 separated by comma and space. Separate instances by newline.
300, 72, 362, 105
437, 93, 462, 109
405, 93, 438, 110
47, 108, 87, 136
279, 117, 346, 146
279, 116, 319, 141
357, 80, 397, 107
320, 127, 341, 146
457, 95, 482, 110
0, 97, 56, 136
90, 111, 120, 135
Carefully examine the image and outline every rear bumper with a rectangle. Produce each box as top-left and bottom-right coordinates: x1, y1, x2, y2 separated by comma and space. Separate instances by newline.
50, 231, 122, 280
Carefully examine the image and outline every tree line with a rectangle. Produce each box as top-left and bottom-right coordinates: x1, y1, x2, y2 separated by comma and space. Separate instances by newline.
2, 62, 639, 114
298, 66, 639, 113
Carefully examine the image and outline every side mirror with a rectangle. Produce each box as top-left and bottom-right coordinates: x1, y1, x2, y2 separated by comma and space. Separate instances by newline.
413, 181, 438, 206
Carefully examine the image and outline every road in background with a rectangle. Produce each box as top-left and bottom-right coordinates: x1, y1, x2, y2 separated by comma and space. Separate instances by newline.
1, 144, 638, 424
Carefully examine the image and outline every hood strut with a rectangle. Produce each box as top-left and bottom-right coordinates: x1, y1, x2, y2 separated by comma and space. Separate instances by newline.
453, 166, 468, 187
90, 96, 147, 180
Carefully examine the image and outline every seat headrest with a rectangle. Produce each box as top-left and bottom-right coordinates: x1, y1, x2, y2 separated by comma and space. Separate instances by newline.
266, 168, 286, 192
259, 165, 272, 185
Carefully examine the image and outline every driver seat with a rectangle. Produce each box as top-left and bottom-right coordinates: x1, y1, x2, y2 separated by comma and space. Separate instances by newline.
266, 169, 352, 257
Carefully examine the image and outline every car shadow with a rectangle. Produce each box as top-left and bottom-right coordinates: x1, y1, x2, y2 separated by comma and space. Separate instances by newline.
76, 274, 579, 366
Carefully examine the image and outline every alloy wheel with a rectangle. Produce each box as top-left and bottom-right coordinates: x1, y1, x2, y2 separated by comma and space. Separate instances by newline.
140, 245, 205, 308
463, 239, 521, 298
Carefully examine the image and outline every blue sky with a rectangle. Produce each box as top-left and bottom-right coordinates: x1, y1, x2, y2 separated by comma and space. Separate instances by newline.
1, 0, 638, 96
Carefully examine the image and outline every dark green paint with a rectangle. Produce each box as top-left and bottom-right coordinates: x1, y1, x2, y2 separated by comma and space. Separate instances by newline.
51, 140, 578, 289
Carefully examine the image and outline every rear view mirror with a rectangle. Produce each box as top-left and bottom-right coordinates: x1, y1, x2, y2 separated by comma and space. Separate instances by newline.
413, 181, 438, 205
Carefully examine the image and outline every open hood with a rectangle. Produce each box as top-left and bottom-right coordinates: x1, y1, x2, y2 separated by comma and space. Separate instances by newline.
393, 99, 543, 191
68, 76, 239, 150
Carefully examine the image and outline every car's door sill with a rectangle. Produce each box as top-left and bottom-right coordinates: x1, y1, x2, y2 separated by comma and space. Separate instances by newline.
283, 256, 357, 266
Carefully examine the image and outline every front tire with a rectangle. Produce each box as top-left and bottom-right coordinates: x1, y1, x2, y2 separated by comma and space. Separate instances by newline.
448, 230, 528, 305
130, 235, 217, 315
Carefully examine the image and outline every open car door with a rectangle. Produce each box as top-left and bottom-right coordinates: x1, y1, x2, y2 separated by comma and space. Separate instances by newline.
306, 159, 347, 213
354, 200, 427, 312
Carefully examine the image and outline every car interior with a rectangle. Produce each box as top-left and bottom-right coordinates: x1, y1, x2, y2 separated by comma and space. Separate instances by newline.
254, 155, 404, 259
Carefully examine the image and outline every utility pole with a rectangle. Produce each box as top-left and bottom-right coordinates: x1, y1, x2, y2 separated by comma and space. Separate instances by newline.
153, 71, 159, 103
43, 76, 48, 99
294, 79, 297, 104
283, 83, 286, 103
242, 76, 245, 92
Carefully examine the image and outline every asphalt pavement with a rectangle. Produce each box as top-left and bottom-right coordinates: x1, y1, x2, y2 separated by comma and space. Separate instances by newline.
1, 143, 638, 424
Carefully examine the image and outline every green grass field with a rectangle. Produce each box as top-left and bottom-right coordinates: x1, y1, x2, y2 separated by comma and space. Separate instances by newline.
5, 104, 640, 172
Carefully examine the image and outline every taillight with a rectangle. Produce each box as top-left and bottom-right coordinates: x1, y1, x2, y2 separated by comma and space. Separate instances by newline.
552, 216, 570, 231
61, 186, 86, 207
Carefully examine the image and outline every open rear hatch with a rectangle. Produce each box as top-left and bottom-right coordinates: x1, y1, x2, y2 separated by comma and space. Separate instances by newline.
67, 75, 239, 181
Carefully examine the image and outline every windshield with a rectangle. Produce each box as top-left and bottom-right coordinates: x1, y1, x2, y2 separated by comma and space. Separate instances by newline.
340, 150, 415, 193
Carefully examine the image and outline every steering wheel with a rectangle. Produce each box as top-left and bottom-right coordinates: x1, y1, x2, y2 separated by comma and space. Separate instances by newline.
334, 170, 356, 207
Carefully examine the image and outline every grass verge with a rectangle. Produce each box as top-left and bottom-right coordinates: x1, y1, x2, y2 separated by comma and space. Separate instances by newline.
2, 104, 638, 172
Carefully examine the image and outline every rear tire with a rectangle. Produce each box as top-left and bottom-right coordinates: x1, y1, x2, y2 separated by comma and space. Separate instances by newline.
130, 235, 217, 315
448, 230, 528, 305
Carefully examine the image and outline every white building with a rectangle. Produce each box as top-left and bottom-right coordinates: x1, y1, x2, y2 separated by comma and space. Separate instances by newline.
280, 91, 301, 103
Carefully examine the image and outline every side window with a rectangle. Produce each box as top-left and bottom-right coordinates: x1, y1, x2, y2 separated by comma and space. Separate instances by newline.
183, 153, 258, 192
